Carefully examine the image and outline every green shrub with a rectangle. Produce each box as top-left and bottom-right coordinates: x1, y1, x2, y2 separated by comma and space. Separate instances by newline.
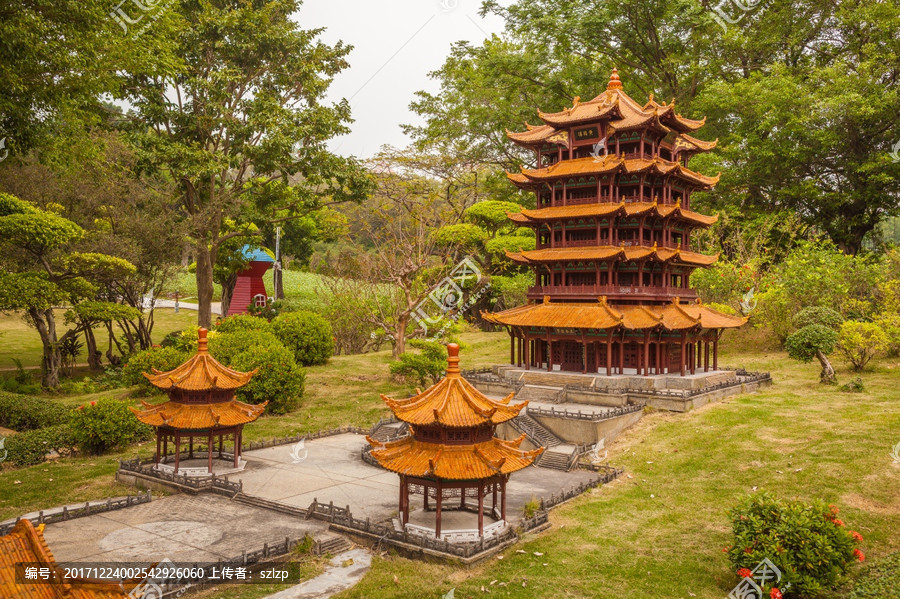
0, 392, 71, 431
208, 328, 283, 365
68, 398, 153, 454
793, 306, 843, 331
785, 325, 838, 363
727, 492, 863, 597
390, 339, 448, 386
230, 344, 305, 414
121, 347, 189, 390
4, 425, 76, 466
167, 325, 219, 353
272, 310, 334, 366
214, 314, 273, 334
838, 377, 866, 393
837, 321, 888, 371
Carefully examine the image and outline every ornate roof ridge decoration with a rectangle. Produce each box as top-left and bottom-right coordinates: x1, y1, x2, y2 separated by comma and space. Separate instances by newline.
482, 302, 745, 331
143, 328, 257, 391
380, 344, 525, 428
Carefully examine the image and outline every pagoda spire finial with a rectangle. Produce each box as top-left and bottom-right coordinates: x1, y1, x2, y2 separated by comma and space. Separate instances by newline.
607, 68, 623, 90
446, 343, 461, 375
198, 327, 209, 353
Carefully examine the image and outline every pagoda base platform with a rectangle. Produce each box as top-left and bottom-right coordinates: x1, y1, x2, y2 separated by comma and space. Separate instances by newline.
494, 364, 737, 391
398, 508, 506, 542
154, 455, 247, 478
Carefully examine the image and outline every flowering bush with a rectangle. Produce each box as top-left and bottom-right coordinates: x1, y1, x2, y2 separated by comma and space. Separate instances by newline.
121, 347, 190, 391
229, 344, 305, 414
68, 398, 152, 454
726, 492, 863, 597
272, 310, 334, 366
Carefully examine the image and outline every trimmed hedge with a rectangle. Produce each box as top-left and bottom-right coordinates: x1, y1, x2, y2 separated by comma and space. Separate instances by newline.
4, 425, 75, 466
230, 344, 305, 415
0, 392, 71, 431
272, 310, 334, 366
69, 398, 153, 454
122, 347, 189, 390
215, 314, 272, 334
208, 329, 282, 365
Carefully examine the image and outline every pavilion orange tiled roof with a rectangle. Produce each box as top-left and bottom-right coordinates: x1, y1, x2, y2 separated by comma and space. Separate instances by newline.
1, 519, 137, 598
379, 344, 524, 428
507, 201, 718, 227
142, 328, 256, 391
482, 297, 746, 331
366, 434, 543, 480
507, 155, 720, 189
129, 397, 267, 430
507, 69, 706, 147
504, 244, 719, 267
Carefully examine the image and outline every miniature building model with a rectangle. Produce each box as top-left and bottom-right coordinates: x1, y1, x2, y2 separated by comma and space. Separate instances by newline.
483, 69, 745, 375
368, 344, 543, 538
226, 246, 274, 316
130, 328, 266, 474
1, 519, 138, 597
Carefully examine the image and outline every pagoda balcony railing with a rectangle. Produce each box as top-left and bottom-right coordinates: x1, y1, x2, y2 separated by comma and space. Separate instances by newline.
536, 239, 686, 250
527, 284, 697, 298
549, 194, 667, 208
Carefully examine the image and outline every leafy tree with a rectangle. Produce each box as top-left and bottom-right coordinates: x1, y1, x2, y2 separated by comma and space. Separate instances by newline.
121, 0, 374, 327
837, 321, 888, 372
271, 310, 334, 366
786, 325, 839, 384
390, 339, 449, 386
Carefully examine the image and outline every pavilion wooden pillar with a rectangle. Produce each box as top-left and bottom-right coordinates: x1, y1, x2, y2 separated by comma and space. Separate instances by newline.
163, 433, 168, 463
174, 433, 181, 473
424, 485, 429, 510
399, 475, 406, 524
478, 481, 485, 537
492, 482, 497, 514
218, 434, 223, 458
680, 332, 687, 376
547, 330, 553, 371
619, 337, 625, 374
234, 429, 240, 467
704, 339, 710, 372
189, 436, 194, 459
655, 337, 662, 375
510, 333, 515, 366
155, 432, 161, 466
697, 340, 702, 371
713, 336, 719, 371
690, 338, 696, 375
525, 334, 531, 371
500, 477, 507, 521
581, 331, 588, 374
643, 331, 650, 376
606, 330, 613, 376
435, 482, 443, 539
594, 340, 600, 373
207, 431, 213, 473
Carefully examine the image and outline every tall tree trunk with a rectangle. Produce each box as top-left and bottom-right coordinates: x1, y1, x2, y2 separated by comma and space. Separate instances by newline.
816, 349, 836, 384
84, 326, 102, 370
30, 308, 61, 388
195, 242, 216, 328
274, 263, 285, 300
393, 314, 408, 358
220, 272, 238, 318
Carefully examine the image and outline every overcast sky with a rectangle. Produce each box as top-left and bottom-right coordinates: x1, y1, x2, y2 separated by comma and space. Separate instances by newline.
296, 0, 505, 159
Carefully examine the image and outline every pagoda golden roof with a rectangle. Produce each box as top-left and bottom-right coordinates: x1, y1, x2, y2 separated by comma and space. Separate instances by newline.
504, 244, 719, 267
143, 328, 256, 392
507, 155, 721, 189
482, 297, 746, 331
380, 344, 525, 428
507, 201, 718, 227
366, 434, 543, 480
129, 397, 267, 430
508, 69, 706, 144
1, 519, 138, 598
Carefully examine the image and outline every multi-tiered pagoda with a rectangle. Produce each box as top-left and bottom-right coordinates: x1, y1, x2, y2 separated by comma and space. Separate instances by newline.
368, 344, 543, 539
131, 328, 267, 474
484, 69, 745, 376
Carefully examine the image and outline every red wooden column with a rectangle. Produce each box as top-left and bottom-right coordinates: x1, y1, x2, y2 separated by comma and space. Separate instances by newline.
606, 330, 613, 376
510, 333, 515, 365
680, 332, 687, 376
643, 331, 651, 376
713, 336, 719, 371
174, 433, 181, 473
690, 339, 696, 375
424, 484, 429, 510
435, 482, 443, 539
155, 431, 161, 466
525, 335, 531, 370
704, 339, 710, 372
208, 430, 213, 473
399, 475, 406, 524
162, 433, 168, 464
478, 481, 485, 537
655, 337, 662, 374
594, 340, 600, 373
492, 482, 497, 514
500, 477, 507, 521
581, 331, 588, 374
547, 330, 553, 371
234, 429, 241, 467
619, 337, 625, 374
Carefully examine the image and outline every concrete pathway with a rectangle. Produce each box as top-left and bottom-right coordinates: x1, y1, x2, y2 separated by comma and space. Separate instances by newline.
263, 548, 371, 599
154, 299, 222, 316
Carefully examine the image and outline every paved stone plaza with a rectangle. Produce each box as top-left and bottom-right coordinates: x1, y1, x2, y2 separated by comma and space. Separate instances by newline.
237, 432, 598, 524
43, 494, 329, 563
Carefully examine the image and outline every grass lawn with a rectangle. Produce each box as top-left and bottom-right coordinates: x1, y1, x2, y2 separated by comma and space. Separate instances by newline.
1, 330, 898, 598
161, 269, 328, 306
0, 308, 198, 369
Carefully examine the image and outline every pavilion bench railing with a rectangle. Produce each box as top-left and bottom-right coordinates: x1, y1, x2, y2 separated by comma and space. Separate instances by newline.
0, 490, 153, 536
117, 458, 243, 495
527, 403, 644, 422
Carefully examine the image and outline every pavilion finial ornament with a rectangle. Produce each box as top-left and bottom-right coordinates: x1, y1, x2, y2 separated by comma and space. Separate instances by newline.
607, 68, 623, 90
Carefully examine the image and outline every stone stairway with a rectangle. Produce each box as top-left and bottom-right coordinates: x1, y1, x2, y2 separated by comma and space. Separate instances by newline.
315, 534, 352, 556
232, 493, 307, 518
515, 384, 566, 404
370, 420, 409, 443
536, 450, 572, 471
509, 413, 563, 448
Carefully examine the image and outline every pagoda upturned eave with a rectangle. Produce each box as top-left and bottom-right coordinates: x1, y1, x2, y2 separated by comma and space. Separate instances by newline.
129, 398, 267, 430
506, 201, 718, 227
366, 434, 544, 480
505, 245, 719, 267
508, 155, 721, 189
142, 328, 256, 392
